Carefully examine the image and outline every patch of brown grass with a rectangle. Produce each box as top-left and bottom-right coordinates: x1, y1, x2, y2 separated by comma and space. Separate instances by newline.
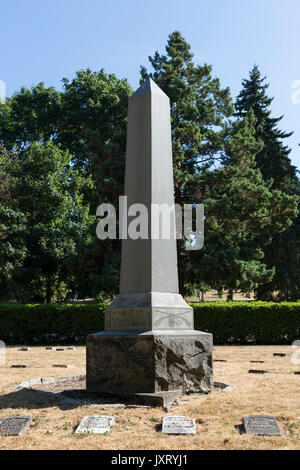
0, 345, 299, 450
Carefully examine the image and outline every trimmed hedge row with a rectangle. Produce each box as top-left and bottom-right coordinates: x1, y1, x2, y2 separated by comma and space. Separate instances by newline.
1, 301, 300, 345
192, 302, 300, 345
0, 302, 106, 345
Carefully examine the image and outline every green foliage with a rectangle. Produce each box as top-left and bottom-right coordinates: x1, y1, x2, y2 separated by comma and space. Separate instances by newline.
140, 33, 298, 295
0, 302, 106, 345
0, 37, 299, 302
236, 65, 300, 301
236, 65, 297, 188
199, 112, 298, 292
59, 69, 132, 214
0, 83, 61, 149
192, 302, 300, 344
0, 205, 27, 300
140, 32, 232, 293
0, 142, 92, 302
0, 146, 27, 300
0, 71, 132, 299
0, 70, 132, 212
1, 301, 300, 346
141, 31, 233, 183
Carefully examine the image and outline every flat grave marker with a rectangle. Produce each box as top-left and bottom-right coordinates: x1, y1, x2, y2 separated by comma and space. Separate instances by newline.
0, 340, 5, 365
248, 369, 270, 374
273, 353, 287, 358
75, 415, 115, 435
242, 415, 281, 436
19, 347, 30, 351
11, 365, 32, 369
52, 364, 73, 368
162, 416, 196, 435
0, 416, 32, 436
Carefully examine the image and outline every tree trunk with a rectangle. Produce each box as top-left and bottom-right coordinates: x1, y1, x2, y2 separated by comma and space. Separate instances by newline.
227, 289, 234, 301
178, 267, 185, 296
46, 276, 53, 304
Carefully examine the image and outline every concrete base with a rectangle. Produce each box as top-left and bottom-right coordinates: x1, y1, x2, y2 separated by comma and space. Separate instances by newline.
86, 330, 213, 395
85, 390, 182, 408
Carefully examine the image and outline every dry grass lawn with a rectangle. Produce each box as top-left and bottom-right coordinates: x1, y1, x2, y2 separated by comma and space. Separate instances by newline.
0, 345, 300, 450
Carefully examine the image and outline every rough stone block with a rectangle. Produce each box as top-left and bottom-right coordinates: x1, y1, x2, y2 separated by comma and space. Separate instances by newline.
86, 330, 213, 394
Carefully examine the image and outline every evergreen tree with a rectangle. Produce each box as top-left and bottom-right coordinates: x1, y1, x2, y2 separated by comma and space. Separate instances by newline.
236, 65, 297, 189
186, 111, 298, 294
236, 66, 300, 300
140, 31, 234, 293
140, 32, 298, 295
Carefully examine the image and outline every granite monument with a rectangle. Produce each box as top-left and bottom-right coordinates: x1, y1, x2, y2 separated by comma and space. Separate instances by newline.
86, 79, 213, 402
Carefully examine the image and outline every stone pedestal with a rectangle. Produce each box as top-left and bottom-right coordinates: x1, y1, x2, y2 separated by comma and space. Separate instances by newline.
86, 79, 213, 403
87, 330, 213, 394
105, 292, 194, 331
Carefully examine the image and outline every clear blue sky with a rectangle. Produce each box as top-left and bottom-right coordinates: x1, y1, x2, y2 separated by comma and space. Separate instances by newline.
1, 0, 300, 169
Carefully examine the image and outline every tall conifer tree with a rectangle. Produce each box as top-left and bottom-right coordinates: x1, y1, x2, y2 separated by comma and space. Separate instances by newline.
140, 31, 233, 293
236, 66, 300, 300
141, 34, 297, 295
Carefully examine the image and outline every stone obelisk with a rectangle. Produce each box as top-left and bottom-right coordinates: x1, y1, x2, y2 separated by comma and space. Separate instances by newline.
86, 79, 213, 401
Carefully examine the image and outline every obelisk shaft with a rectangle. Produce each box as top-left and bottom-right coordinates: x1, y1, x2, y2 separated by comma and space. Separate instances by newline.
105, 79, 193, 332
120, 79, 179, 294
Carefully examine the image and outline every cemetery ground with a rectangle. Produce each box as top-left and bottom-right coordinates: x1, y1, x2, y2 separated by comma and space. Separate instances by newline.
1, 346, 300, 450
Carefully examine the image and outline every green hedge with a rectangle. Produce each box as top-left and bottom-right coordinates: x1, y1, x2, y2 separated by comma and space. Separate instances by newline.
0, 302, 105, 345
192, 302, 300, 345
1, 301, 300, 345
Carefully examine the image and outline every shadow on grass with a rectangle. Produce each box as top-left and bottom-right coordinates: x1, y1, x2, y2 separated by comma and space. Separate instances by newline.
154, 423, 162, 433
0, 388, 83, 412
0, 386, 131, 412
234, 424, 245, 435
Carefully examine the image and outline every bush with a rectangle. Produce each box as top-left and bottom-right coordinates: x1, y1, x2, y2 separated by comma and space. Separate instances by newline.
192, 301, 300, 345
1, 301, 300, 345
0, 302, 105, 345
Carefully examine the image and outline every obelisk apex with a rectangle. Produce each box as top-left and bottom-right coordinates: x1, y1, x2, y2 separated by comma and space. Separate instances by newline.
120, 78, 178, 294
